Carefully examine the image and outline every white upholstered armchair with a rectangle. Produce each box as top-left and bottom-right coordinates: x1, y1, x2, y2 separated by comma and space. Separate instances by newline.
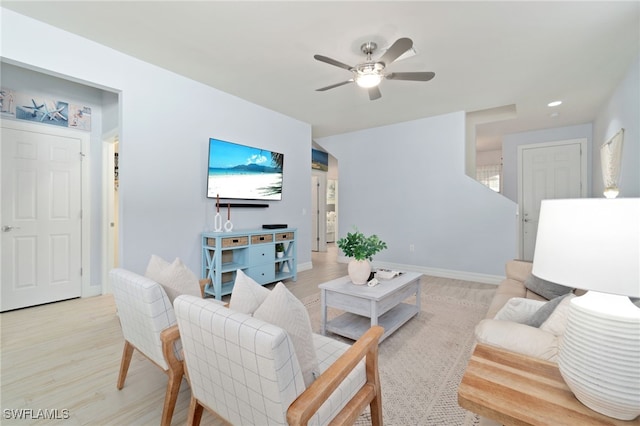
110, 268, 184, 426
174, 294, 384, 426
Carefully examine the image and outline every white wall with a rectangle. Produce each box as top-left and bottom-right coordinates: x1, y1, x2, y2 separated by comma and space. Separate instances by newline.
1, 9, 313, 281
317, 111, 516, 280
593, 54, 639, 198
501, 123, 593, 202
476, 150, 502, 167
499, 56, 639, 203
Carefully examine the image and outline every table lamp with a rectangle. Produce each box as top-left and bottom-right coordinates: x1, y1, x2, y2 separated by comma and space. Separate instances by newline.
532, 198, 640, 420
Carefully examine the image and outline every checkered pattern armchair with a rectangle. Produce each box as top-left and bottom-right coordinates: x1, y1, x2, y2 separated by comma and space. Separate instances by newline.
174, 294, 384, 426
110, 268, 184, 426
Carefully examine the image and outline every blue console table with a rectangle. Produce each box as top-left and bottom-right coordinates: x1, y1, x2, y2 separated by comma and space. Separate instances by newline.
201, 228, 297, 300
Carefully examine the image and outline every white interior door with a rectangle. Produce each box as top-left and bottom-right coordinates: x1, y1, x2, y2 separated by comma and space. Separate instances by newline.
1, 126, 83, 311
519, 140, 585, 260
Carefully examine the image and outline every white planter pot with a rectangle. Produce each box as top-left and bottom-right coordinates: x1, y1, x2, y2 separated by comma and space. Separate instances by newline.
348, 259, 371, 285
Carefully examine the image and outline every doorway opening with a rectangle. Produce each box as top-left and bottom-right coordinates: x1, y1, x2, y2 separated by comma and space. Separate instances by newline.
311, 149, 338, 253
103, 135, 119, 293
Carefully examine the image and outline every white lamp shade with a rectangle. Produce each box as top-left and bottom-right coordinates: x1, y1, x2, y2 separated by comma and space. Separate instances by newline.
532, 198, 640, 298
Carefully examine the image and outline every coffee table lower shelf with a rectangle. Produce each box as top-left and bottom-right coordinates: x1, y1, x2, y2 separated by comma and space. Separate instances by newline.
325, 302, 418, 342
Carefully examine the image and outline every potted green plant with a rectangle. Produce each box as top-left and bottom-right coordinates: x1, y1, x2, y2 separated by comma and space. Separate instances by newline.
275, 243, 285, 258
337, 228, 387, 284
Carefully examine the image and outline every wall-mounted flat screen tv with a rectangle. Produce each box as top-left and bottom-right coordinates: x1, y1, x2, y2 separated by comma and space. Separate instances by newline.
207, 138, 284, 201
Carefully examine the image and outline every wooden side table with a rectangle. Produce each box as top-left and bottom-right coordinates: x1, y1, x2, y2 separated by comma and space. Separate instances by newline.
458, 344, 639, 426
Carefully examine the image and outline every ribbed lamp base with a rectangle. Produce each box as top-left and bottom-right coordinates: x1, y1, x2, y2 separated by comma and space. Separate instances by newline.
558, 292, 640, 421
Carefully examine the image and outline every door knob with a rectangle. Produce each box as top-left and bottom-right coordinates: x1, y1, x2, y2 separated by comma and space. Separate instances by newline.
2, 225, 20, 232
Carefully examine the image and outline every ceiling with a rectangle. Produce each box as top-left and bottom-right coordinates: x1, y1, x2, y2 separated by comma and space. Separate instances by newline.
3, 1, 638, 151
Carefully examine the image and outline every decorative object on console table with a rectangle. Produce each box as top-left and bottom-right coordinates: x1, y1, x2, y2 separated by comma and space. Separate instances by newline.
336, 227, 387, 285
532, 198, 640, 421
224, 203, 233, 232
214, 194, 222, 231
201, 228, 297, 300
276, 243, 284, 258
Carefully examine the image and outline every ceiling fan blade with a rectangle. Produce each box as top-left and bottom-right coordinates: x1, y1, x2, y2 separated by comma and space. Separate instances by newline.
378, 37, 413, 65
316, 80, 353, 91
368, 86, 382, 101
313, 54, 353, 71
386, 72, 436, 82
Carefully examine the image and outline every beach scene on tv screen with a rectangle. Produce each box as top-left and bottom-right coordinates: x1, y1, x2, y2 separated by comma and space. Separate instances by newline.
208, 139, 283, 200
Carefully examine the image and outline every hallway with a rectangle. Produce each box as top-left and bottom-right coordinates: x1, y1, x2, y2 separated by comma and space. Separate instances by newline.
286, 243, 346, 300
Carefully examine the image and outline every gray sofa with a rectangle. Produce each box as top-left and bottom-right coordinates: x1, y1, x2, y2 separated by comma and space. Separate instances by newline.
474, 259, 578, 363
472, 260, 573, 426
484, 259, 544, 319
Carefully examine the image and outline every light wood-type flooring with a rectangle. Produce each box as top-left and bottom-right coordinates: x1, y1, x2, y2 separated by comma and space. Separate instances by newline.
0, 246, 346, 425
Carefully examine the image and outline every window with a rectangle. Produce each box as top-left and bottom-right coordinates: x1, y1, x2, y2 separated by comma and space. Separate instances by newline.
476, 164, 502, 192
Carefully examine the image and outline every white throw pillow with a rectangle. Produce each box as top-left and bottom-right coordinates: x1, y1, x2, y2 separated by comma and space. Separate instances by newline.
493, 297, 546, 323
540, 293, 575, 336
254, 282, 319, 387
475, 319, 559, 362
145, 255, 202, 304
229, 269, 271, 315
145, 254, 171, 282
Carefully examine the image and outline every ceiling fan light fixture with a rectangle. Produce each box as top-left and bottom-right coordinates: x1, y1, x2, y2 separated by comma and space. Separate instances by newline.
313, 37, 434, 100
355, 62, 384, 88
355, 72, 382, 88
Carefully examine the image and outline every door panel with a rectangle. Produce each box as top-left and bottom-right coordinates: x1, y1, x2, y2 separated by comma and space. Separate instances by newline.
1, 126, 82, 311
521, 142, 583, 260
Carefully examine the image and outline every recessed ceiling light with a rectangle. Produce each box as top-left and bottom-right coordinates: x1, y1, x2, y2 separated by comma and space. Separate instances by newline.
548, 101, 562, 107
550, 112, 560, 118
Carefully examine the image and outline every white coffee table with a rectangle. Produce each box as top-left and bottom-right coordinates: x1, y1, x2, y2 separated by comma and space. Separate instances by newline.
319, 272, 422, 342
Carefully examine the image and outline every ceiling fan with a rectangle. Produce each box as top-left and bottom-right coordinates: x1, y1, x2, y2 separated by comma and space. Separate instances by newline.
314, 37, 435, 101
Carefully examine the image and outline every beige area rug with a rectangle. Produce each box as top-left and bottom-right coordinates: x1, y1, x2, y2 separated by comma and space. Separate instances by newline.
302, 275, 496, 426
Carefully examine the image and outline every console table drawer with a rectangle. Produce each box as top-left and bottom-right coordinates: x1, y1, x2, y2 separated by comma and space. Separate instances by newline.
251, 234, 273, 244
221, 236, 248, 248
276, 232, 294, 241
245, 264, 275, 284
248, 245, 275, 263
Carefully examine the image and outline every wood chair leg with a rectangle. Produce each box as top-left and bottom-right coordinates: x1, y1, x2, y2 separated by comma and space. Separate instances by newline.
160, 363, 184, 426
187, 395, 204, 426
370, 393, 383, 426
368, 333, 383, 426
117, 341, 134, 390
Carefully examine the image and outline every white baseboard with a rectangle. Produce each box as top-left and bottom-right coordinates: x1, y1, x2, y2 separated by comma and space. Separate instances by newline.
336, 257, 503, 285
297, 261, 313, 273
84, 284, 104, 297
